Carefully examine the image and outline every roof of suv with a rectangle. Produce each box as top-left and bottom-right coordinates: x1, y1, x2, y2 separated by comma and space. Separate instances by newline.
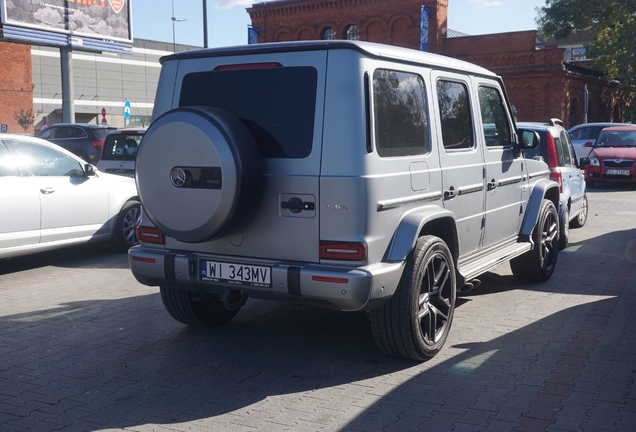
160, 40, 498, 79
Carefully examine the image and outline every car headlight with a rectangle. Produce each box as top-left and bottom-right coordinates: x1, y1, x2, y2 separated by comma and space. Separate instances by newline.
590, 157, 600, 166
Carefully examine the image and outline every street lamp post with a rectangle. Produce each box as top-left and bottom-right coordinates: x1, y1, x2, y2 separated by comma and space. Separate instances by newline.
203, 0, 208, 48
171, 0, 186, 52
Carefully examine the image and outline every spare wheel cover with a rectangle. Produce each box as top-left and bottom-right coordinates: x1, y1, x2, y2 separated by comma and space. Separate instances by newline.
136, 107, 262, 242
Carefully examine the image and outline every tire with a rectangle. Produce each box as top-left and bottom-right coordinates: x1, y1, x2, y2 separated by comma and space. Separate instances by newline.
510, 199, 559, 282
160, 286, 240, 327
136, 106, 263, 243
570, 194, 588, 228
370, 235, 456, 361
114, 200, 141, 252
558, 206, 569, 251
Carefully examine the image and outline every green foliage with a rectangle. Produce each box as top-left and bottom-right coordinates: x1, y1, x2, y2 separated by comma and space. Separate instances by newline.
13, 108, 35, 134
537, 0, 636, 119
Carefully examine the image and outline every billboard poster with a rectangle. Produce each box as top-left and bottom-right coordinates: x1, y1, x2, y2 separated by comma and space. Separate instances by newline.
420, 6, 429, 52
1, 0, 132, 43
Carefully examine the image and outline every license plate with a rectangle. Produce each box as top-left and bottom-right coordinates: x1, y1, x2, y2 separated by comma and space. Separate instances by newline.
606, 169, 630, 176
201, 260, 271, 287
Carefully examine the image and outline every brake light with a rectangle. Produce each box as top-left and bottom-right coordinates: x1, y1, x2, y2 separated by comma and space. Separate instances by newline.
550, 169, 563, 192
92, 140, 104, 148
319, 241, 367, 260
215, 62, 281, 71
136, 226, 165, 244
545, 133, 563, 192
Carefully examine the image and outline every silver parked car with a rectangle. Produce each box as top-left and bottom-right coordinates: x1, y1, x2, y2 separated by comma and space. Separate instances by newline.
0, 134, 141, 259
568, 122, 635, 160
518, 120, 589, 250
129, 41, 560, 361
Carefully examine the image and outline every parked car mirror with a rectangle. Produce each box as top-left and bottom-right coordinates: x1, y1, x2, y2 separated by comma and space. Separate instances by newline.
84, 163, 95, 176
578, 157, 591, 168
517, 129, 541, 150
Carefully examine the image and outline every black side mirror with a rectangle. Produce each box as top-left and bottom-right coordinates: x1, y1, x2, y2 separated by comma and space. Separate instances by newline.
578, 157, 591, 168
84, 164, 95, 177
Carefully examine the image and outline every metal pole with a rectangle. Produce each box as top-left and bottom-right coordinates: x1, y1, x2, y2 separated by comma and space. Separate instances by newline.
203, 0, 208, 48
60, 47, 75, 123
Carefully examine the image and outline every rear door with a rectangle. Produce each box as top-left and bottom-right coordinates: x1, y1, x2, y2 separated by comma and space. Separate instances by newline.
557, 129, 584, 218
166, 51, 327, 263
10, 138, 109, 243
433, 72, 485, 256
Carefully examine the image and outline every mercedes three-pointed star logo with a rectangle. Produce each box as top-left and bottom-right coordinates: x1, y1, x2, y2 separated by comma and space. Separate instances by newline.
170, 167, 187, 187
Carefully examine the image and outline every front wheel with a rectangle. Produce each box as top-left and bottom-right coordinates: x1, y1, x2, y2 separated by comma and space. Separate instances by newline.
511, 199, 559, 282
160, 286, 240, 327
370, 235, 456, 361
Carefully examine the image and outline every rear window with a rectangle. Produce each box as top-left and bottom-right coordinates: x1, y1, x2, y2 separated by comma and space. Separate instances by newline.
179, 66, 318, 158
101, 133, 143, 161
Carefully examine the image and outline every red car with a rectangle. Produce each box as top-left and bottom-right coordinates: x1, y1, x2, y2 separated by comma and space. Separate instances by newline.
584, 126, 636, 187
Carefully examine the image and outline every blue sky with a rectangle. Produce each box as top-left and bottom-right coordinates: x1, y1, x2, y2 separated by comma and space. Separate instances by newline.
132, 0, 548, 49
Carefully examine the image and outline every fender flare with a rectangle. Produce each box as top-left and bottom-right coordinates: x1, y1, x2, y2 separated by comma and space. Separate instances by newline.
384, 205, 458, 264
520, 178, 560, 237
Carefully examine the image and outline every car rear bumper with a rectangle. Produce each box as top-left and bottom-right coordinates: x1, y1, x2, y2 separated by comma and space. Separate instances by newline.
128, 246, 404, 312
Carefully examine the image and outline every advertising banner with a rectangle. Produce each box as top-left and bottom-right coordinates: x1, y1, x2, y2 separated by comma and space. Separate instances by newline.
420, 6, 429, 52
0, 0, 132, 43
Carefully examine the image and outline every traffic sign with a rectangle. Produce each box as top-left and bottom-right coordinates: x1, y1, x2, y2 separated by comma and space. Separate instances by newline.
124, 99, 131, 119
1, 124, 7, 133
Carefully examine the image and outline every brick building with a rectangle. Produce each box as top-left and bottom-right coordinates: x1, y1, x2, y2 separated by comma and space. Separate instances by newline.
0, 42, 33, 134
247, 0, 629, 128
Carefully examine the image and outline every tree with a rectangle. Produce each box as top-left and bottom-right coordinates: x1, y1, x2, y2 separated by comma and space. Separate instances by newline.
13, 108, 35, 134
536, 0, 636, 120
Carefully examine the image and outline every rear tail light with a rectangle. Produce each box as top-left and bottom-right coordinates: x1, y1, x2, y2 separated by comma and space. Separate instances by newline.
319, 241, 367, 261
92, 140, 104, 148
136, 226, 165, 244
545, 133, 563, 192
550, 169, 563, 192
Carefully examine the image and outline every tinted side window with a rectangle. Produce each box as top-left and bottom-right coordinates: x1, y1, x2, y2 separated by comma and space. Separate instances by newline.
553, 136, 567, 166
560, 130, 574, 165
68, 127, 87, 138
180, 66, 317, 159
478, 86, 512, 147
437, 80, 473, 150
373, 69, 429, 157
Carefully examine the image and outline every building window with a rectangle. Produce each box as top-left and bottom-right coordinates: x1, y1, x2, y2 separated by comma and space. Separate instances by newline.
323, 28, 336, 40
345, 25, 359, 40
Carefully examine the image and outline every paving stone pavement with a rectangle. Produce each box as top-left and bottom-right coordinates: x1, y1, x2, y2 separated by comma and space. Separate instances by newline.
1, 185, 636, 431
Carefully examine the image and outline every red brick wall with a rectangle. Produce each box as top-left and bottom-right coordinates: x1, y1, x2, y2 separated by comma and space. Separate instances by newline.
247, 0, 449, 54
0, 42, 34, 134
246, 1, 624, 127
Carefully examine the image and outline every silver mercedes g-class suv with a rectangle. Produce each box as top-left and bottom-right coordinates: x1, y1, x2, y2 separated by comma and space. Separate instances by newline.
129, 41, 559, 361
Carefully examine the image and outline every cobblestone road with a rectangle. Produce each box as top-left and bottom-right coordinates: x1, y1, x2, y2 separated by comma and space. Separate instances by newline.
1, 185, 636, 431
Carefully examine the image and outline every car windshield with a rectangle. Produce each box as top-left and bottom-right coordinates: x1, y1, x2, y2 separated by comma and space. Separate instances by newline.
595, 131, 636, 147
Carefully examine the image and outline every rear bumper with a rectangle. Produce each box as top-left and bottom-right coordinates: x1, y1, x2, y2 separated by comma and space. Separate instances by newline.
128, 246, 404, 312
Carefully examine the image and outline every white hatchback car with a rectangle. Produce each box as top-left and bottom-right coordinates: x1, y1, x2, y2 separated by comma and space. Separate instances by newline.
0, 134, 141, 259
97, 128, 146, 178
